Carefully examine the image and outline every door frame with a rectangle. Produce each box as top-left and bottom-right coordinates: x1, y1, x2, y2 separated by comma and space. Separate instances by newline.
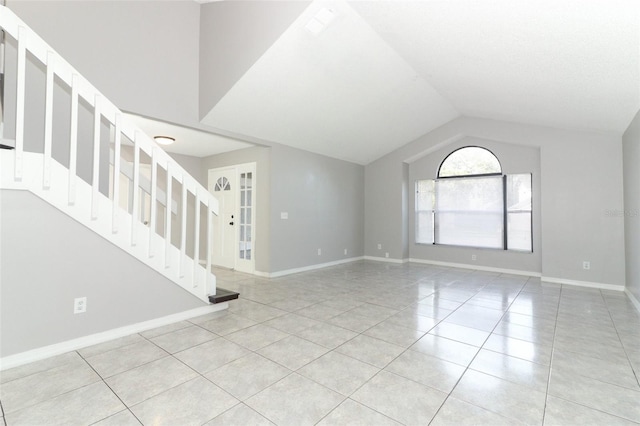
208, 162, 257, 274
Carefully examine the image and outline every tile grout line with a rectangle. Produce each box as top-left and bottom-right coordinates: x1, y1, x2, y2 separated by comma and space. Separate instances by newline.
8, 262, 638, 425
312, 397, 397, 426
255, 273, 461, 424
426, 273, 533, 425
540, 281, 563, 426
209, 306, 321, 426
1, 353, 113, 419
225, 268, 620, 424
310, 273, 510, 424
310, 287, 449, 425
105, 329, 247, 424
82, 329, 229, 423
193, 298, 364, 424
78, 348, 146, 426
600, 290, 640, 389
200, 267, 640, 424
543, 288, 640, 424
137, 328, 248, 424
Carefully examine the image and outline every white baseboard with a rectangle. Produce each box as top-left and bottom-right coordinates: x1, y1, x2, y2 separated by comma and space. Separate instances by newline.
624, 288, 640, 313
409, 258, 541, 277
0, 303, 228, 371
255, 256, 365, 278
363, 256, 409, 264
541, 276, 625, 292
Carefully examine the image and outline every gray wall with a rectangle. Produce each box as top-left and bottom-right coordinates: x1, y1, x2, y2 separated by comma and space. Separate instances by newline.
364, 153, 406, 260
199, 1, 310, 119
408, 137, 542, 273
8, 0, 201, 129
0, 190, 205, 357
269, 144, 365, 273
201, 144, 365, 275
365, 116, 626, 286
169, 153, 205, 187
623, 110, 640, 302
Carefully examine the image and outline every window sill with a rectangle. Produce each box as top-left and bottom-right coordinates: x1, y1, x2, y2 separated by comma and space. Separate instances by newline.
414, 242, 532, 253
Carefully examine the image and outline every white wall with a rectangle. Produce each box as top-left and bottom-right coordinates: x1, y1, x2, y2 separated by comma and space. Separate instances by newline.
0, 190, 205, 357
623, 110, 640, 303
199, 1, 310, 119
8, 0, 201, 129
366, 116, 626, 286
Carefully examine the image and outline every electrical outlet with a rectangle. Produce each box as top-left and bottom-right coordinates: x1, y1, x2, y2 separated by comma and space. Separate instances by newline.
472, 254, 477, 261
377, 243, 382, 250
583, 261, 591, 270
73, 297, 87, 314
344, 248, 348, 255
385, 252, 389, 258
318, 248, 322, 256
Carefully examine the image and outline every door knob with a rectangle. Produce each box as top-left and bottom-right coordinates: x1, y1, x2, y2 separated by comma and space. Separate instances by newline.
229, 221, 234, 225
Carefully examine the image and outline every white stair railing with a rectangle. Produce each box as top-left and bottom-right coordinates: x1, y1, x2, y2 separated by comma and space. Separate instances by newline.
0, 6, 218, 303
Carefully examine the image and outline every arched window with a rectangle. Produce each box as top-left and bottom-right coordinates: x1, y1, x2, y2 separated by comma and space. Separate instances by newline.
416, 146, 532, 251
214, 177, 231, 191
438, 146, 501, 178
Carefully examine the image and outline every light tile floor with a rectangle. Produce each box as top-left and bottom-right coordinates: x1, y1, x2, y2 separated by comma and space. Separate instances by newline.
2, 261, 640, 425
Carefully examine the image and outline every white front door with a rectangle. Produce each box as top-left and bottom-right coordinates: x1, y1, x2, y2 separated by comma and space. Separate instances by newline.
208, 168, 236, 269
208, 163, 256, 273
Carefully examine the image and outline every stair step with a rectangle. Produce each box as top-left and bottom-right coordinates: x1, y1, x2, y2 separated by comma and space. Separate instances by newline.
209, 288, 239, 304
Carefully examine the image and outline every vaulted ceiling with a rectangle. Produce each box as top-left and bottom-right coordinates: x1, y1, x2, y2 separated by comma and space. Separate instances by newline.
199, 0, 640, 164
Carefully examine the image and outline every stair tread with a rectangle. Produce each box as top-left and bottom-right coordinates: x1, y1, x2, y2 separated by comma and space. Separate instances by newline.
209, 288, 240, 304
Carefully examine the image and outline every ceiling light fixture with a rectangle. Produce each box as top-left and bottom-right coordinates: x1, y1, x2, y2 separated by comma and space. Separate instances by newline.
305, 8, 335, 35
154, 136, 175, 146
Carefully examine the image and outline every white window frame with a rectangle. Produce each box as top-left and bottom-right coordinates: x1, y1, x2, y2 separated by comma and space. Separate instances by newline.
415, 147, 532, 252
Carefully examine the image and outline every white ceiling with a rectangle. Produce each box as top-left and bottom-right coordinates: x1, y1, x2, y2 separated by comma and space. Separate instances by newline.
202, 0, 459, 164
197, 0, 640, 165
124, 113, 253, 158
351, 0, 640, 134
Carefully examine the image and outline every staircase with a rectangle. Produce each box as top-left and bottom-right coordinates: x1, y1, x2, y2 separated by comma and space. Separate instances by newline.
0, 6, 218, 303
